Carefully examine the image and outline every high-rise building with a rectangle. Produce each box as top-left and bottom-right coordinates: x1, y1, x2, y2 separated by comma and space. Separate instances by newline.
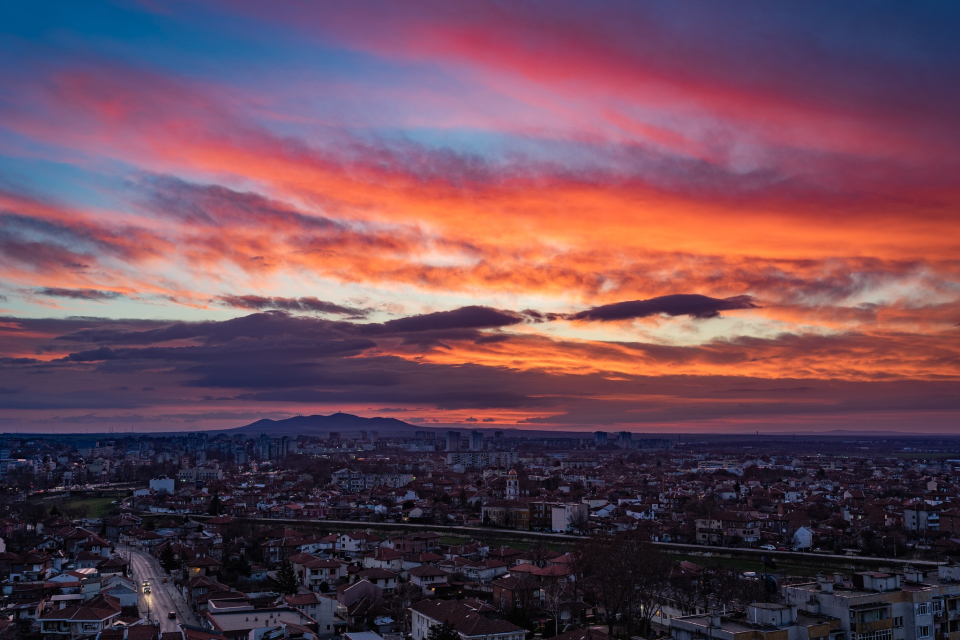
618, 431, 633, 448
446, 430, 461, 452
470, 430, 484, 451
594, 431, 608, 446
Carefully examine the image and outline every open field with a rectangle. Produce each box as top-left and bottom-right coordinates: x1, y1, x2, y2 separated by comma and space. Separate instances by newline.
48, 493, 125, 519
440, 535, 571, 553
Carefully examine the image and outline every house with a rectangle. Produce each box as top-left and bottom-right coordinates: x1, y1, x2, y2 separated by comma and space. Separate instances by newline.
408, 566, 451, 596
283, 592, 340, 636
410, 599, 525, 640
186, 556, 222, 577
362, 548, 403, 572
290, 554, 345, 591
792, 526, 815, 550
354, 569, 398, 595
337, 532, 383, 556
38, 594, 122, 640
100, 575, 139, 607
335, 580, 383, 631
462, 559, 509, 583
205, 602, 318, 640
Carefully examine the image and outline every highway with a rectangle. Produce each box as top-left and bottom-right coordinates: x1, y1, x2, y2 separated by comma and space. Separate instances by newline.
122, 546, 200, 633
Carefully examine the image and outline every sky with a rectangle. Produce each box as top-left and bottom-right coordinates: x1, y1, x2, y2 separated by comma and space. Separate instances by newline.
0, 1, 958, 434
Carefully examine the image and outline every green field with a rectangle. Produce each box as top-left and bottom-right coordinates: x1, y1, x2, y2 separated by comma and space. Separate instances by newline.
440, 535, 571, 553
52, 495, 120, 519
664, 550, 906, 578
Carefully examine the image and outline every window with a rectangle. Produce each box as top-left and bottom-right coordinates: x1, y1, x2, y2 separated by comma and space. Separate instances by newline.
917, 602, 931, 616
893, 616, 903, 628
934, 599, 944, 613
918, 625, 931, 638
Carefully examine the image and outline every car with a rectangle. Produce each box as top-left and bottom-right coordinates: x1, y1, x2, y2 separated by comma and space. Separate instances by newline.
144, 587, 151, 594
168, 611, 176, 620
759, 544, 776, 550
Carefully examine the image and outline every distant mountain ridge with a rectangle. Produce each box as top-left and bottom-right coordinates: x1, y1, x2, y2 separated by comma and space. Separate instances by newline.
229, 412, 417, 436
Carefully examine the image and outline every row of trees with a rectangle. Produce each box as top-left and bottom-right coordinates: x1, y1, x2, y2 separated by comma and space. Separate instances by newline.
572, 531, 771, 638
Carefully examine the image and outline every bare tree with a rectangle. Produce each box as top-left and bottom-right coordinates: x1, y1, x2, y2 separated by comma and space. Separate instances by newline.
568, 509, 590, 536
574, 529, 671, 637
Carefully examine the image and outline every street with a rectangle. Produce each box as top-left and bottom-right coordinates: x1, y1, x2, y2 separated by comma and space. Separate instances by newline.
122, 546, 200, 633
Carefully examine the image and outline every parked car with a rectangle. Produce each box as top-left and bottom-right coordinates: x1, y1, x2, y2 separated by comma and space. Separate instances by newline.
759, 544, 776, 550
168, 611, 176, 620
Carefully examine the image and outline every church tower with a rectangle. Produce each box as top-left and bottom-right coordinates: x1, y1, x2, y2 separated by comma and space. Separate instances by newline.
506, 469, 519, 500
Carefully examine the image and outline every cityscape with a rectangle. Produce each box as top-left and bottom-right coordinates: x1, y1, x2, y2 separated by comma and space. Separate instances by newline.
1, 2, 959, 640
0, 425, 959, 639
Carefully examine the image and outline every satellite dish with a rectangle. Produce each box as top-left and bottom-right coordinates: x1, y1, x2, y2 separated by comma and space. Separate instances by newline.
764, 575, 779, 594
761, 555, 778, 570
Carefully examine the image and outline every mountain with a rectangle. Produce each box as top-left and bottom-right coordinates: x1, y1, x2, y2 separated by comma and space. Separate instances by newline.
228, 412, 418, 437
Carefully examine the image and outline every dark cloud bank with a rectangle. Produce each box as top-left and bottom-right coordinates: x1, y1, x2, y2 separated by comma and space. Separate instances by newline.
0, 295, 957, 431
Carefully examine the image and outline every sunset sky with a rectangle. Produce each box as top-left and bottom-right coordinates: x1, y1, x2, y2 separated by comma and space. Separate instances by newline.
1, 1, 958, 433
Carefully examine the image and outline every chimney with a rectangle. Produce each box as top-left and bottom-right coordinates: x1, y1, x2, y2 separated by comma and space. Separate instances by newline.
818, 574, 833, 593
834, 573, 844, 585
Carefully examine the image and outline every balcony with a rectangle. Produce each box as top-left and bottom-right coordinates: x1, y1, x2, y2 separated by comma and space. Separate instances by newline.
853, 619, 893, 635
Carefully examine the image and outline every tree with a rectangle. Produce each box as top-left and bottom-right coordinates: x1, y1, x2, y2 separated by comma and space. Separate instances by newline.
569, 509, 590, 536
273, 559, 300, 595
541, 579, 571, 638
159, 544, 179, 572
426, 620, 459, 640
573, 530, 671, 637
208, 491, 222, 516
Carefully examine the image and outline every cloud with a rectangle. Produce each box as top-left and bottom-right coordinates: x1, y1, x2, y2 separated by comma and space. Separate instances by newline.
215, 295, 367, 316
34, 287, 125, 301
571, 294, 758, 321
380, 305, 525, 333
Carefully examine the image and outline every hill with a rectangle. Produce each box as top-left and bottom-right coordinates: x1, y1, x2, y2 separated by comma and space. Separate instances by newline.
228, 412, 417, 437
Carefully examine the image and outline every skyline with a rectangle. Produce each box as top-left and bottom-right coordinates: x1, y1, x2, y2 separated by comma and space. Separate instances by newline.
1, 2, 958, 433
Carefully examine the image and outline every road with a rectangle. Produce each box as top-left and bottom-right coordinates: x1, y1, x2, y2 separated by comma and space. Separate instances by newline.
123, 547, 200, 633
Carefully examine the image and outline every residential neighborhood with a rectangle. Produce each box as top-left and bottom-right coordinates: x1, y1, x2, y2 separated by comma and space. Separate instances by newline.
0, 431, 959, 639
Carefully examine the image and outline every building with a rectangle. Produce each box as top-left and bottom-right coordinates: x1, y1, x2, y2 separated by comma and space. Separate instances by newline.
149, 476, 175, 494
331, 469, 414, 491
551, 503, 589, 533
178, 466, 224, 484
670, 603, 840, 640
779, 567, 960, 640
470, 431, 484, 451
38, 594, 122, 639
410, 599, 525, 640
445, 451, 518, 468
593, 432, 607, 447
446, 431, 461, 452
505, 469, 519, 500
205, 602, 318, 640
